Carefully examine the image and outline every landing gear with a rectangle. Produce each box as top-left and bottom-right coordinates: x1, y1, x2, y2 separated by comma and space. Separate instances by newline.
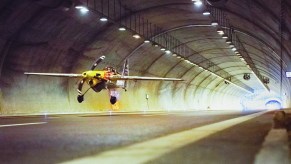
77, 95, 84, 103
110, 96, 117, 104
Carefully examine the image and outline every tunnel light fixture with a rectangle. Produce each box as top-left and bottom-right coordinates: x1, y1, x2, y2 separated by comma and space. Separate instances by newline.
286, 72, 291, 77
217, 29, 224, 35
75, 3, 86, 9
177, 56, 182, 59
231, 47, 237, 51
172, 53, 177, 57
144, 40, 150, 43
75, 6, 84, 9
118, 27, 126, 31
100, 17, 108, 22
152, 42, 159, 47
226, 39, 231, 44
222, 34, 228, 39
211, 21, 218, 26
218, 31, 224, 35
80, 7, 89, 13
229, 43, 235, 48
193, 0, 203, 6
132, 34, 141, 39
203, 10, 211, 16
160, 47, 166, 51
75, 4, 89, 13
165, 50, 171, 54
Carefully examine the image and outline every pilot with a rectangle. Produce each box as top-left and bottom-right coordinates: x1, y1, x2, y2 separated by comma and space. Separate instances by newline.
111, 68, 117, 75
104, 66, 118, 74
103, 66, 113, 72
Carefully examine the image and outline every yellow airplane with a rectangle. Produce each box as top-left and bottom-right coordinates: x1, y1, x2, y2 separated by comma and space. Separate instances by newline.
24, 56, 183, 105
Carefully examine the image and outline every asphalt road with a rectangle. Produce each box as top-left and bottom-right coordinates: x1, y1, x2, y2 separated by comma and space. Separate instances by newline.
0, 110, 273, 164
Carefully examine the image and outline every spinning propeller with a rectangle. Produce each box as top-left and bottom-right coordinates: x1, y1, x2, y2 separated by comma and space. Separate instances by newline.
77, 55, 105, 103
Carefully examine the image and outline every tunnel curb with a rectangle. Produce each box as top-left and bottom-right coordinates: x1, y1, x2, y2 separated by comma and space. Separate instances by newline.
254, 110, 291, 164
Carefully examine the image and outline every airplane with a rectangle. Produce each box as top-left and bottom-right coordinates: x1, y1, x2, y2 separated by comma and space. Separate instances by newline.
24, 56, 183, 105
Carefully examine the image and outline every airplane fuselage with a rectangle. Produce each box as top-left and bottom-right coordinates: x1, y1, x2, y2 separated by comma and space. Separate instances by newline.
82, 70, 124, 92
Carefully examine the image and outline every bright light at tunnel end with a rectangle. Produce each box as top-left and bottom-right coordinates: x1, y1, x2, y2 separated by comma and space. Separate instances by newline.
265, 100, 282, 110
241, 91, 283, 111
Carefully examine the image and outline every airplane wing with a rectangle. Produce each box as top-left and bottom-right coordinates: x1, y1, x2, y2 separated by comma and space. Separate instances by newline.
110, 76, 183, 81
24, 72, 83, 78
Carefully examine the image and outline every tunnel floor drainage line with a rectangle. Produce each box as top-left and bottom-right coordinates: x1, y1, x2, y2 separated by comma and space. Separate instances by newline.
0, 122, 47, 128
62, 110, 270, 164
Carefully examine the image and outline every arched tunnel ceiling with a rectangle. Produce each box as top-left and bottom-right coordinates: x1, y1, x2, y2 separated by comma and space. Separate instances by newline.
0, 0, 290, 113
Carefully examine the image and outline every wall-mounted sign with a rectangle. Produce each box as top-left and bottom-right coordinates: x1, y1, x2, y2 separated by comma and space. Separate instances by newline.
286, 72, 291, 77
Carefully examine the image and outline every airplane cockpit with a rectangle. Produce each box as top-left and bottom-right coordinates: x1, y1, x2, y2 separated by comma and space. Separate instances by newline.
103, 66, 118, 75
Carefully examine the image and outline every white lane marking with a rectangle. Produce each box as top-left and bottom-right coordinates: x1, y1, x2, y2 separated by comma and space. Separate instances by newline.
62, 110, 269, 164
143, 114, 170, 117
143, 115, 155, 117
43, 116, 59, 119
0, 122, 47, 128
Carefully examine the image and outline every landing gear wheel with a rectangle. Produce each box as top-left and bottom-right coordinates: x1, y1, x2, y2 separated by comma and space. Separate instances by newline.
110, 96, 117, 105
77, 95, 84, 103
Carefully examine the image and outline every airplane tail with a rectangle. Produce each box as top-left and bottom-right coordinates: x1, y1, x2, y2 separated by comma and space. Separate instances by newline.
116, 59, 129, 91
121, 59, 129, 91
122, 59, 129, 76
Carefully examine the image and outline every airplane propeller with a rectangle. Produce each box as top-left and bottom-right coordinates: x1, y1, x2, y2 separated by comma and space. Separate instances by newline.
90, 55, 105, 70
77, 79, 85, 103
77, 81, 94, 103
77, 55, 105, 103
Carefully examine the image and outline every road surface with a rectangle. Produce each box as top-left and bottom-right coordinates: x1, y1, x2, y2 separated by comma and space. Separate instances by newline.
0, 110, 273, 164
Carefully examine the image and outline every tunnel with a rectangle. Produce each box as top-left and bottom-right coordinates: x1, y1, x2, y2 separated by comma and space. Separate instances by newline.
0, 0, 290, 114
